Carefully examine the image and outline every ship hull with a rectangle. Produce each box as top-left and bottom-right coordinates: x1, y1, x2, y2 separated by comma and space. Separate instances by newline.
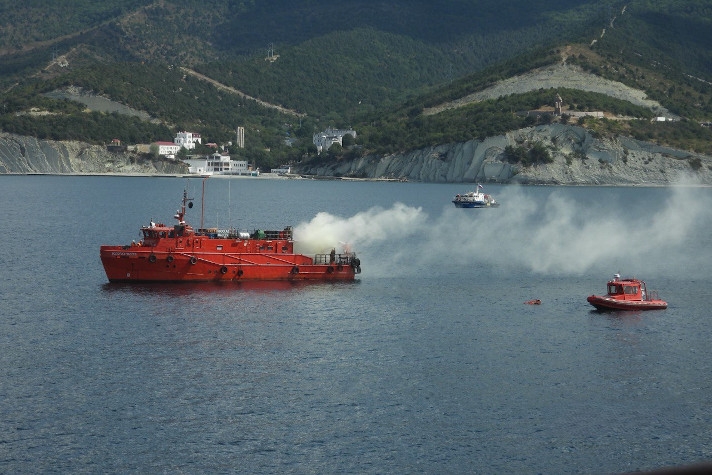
452, 201, 499, 208
100, 246, 357, 282
587, 295, 668, 311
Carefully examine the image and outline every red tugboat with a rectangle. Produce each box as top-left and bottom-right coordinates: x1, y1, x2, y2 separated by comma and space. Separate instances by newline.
587, 274, 667, 311
100, 186, 361, 283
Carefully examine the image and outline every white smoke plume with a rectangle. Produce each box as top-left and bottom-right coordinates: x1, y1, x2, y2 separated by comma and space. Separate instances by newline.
294, 185, 712, 278
294, 202, 427, 255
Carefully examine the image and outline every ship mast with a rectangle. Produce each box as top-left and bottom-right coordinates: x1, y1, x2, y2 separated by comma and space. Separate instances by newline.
175, 188, 193, 224
200, 176, 209, 230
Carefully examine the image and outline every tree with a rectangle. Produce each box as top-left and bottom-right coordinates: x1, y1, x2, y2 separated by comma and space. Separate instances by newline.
504, 144, 527, 163
528, 141, 552, 164
327, 142, 343, 159
341, 133, 355, 147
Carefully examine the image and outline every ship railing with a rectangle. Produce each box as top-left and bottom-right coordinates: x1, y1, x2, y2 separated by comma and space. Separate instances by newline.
197, 228, 235, 238
313, 253, 354, 265
647, 290, 660, 301
196, 227, 294, 240
248, 227, 294, 240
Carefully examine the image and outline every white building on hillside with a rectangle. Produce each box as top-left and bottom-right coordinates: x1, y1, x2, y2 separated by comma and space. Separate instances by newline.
155, 141, 181, 158
174, 131, 202, 150
313, 127, 357, 153
183, 152, 256, 176
270, 165, 291, 175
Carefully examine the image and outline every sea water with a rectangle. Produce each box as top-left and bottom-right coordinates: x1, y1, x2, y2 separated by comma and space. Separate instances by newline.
1, 175, 712, 473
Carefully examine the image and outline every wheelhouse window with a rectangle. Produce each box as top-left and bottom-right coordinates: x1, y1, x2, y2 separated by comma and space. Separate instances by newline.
623, 285, 638, 295
608, 284, 621, 294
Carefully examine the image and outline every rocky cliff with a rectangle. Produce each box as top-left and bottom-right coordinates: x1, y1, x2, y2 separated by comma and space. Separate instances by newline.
0, 132, 187, 175
293, 62, 711, 185
2, 125, 710, 185
295, 124, 712, 185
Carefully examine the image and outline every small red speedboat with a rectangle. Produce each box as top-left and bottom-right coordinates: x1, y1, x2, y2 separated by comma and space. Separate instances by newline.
587, 274, 667, 311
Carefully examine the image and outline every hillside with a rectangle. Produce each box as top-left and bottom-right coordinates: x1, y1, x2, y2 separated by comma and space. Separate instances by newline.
423, 62, 674, 119
0, 131, 186, 175
294, 123, 712, 186
293, 45, 712, 184
0, 0, 711, 180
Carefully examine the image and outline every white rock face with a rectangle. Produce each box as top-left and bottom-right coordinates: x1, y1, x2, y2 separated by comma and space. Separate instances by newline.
424, 64, 676, 119
0, 133, 186, 175
3, 125, 710, 185
297, 124, 712, 185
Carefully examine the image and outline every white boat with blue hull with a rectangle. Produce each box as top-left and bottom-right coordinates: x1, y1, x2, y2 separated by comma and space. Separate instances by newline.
452, 185, 499, 208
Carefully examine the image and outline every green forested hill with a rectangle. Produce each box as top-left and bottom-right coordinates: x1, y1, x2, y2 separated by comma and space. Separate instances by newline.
0, 0, 711, 170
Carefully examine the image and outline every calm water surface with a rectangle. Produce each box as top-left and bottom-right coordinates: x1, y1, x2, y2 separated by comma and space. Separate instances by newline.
1, 176, 712, 473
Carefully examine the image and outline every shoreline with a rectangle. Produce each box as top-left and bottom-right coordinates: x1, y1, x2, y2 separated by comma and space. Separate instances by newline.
3, 172, 711, 187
